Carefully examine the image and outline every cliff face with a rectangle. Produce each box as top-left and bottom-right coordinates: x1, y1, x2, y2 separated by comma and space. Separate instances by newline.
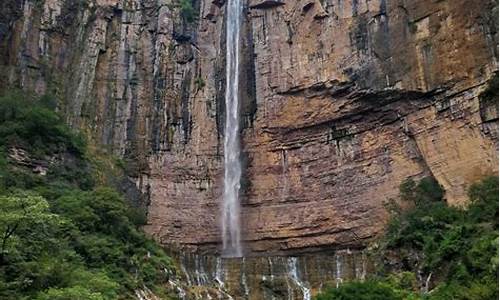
173, 251, 372, 299
0, 0, 498, 255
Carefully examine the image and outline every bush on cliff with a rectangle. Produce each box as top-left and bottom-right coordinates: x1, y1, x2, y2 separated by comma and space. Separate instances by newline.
315, 175, 499, 300
179, 0, 195, 23
0, 91, 85, 158
315, 281, 404, 300
0, 91, 176, 299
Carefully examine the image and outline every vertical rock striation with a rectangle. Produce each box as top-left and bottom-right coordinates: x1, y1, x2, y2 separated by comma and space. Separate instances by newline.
0, 0, 227, 250
0, 0, 498, 255
171, 250, 371, 299
240, 0, 498, 254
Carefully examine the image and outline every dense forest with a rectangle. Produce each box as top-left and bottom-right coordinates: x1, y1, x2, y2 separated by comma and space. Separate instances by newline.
0, 91, 177, 299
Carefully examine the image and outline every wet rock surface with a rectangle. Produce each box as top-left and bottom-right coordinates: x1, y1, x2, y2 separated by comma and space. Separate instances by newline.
170, 250, 372, 299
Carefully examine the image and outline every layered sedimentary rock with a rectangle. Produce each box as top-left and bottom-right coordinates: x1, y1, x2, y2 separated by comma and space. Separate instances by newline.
169, 250, 371, 299
239, 0, 499, 254
0, 0, 498, 255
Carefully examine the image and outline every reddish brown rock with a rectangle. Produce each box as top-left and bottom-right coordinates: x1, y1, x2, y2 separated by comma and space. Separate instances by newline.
0, 0, 497, 256
250, 0, 286, 9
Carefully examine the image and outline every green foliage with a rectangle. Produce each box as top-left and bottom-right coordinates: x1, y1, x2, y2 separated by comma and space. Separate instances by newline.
0, 188, 174, 299
0, 91, 175, 299
195, 77, 206, 91
179, 0, 195, 23
399, 178, 417, 202
428, 279, 498, 300
317, 176, 499, 300
385, 272, 419, 292
479, 73, 499, 105
0, 194, 59, 265
0, 91, 85, 158
385, 201, 466, 270
0, 92, 93, 194
36, 286, 107, 300
315, 281, 403, 300
388, 176, 498, 278
468, 176, 499, 226
399, 177, 444, 207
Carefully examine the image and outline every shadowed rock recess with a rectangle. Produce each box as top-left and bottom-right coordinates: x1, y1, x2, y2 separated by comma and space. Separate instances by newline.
0, 0, 498, 296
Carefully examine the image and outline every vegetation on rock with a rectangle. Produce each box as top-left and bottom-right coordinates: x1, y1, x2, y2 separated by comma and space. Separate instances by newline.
179, 0, 195, 23
315, 176, 499, 300
0, 91, 176, 299
479, 72, 499, 105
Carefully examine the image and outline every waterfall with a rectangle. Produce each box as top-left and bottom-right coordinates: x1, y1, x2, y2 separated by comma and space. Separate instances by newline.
288, 257, 311, 300
171, 251, 370, 299
241, 258, 250, 298
222, 0, 243, 257
335, 253, 343, 288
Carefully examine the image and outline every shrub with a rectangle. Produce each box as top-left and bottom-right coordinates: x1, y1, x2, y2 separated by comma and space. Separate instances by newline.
468, 176, 498, 226
315, 281, 403, 300
479, 73, 499, 105
35, 286, 106, 300
378, 176, 499, 299
399, 176, 444, 207
180, 0, 195, 22
0, 92, 85, 158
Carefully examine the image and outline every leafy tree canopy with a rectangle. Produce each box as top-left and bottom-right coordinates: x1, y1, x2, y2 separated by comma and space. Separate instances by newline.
0, 91, 176, 299
316, 176, 499, 300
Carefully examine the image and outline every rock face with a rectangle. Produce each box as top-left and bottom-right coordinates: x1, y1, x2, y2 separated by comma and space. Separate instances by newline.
0, 0, 498, 255
170, 250, 372, 299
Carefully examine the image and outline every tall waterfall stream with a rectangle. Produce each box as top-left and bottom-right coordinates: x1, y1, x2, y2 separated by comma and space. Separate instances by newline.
162, 1, 374, 299
222, 0, 243, 257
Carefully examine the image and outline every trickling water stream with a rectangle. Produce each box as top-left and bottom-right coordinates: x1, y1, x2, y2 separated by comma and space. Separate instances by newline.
287, 257, 311, 300
172, 251, 372, 299
222, 0, 243, 257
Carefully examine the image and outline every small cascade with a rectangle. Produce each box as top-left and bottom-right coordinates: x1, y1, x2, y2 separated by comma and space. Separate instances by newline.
335, 253, 343, 288
241, 258, 250, 298
268, 257, 275, 283
168, 279, 187, 300
214, 258, 234, 300
354, 252, 367, 280
194, 255, 210, 285
215, 256, 224, 288
286, 274, 294, 300
287, 257, 311, 300
179, 253, 193, 286
134, 289, 149, 300
134, 286, 161, 300
171, 251, 372, 300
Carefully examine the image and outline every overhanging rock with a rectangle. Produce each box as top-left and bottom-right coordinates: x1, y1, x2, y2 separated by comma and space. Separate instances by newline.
250, 0, 285, 9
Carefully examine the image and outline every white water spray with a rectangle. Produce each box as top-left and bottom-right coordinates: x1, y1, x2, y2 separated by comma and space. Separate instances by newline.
288, 257, 311, 300
222, 0, 243, 257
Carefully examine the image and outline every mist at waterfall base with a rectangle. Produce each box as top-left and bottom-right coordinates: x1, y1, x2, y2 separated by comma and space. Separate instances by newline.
222, 0, 243, 257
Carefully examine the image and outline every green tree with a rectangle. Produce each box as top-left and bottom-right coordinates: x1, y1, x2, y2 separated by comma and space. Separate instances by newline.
468, 176, 498, 226
0, 90, 176, 299
315, 281, 403, 300
36, 286, 105, 300
399, 176, 444, 207
0, 194, 59, 265
0, 92, 85, 158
